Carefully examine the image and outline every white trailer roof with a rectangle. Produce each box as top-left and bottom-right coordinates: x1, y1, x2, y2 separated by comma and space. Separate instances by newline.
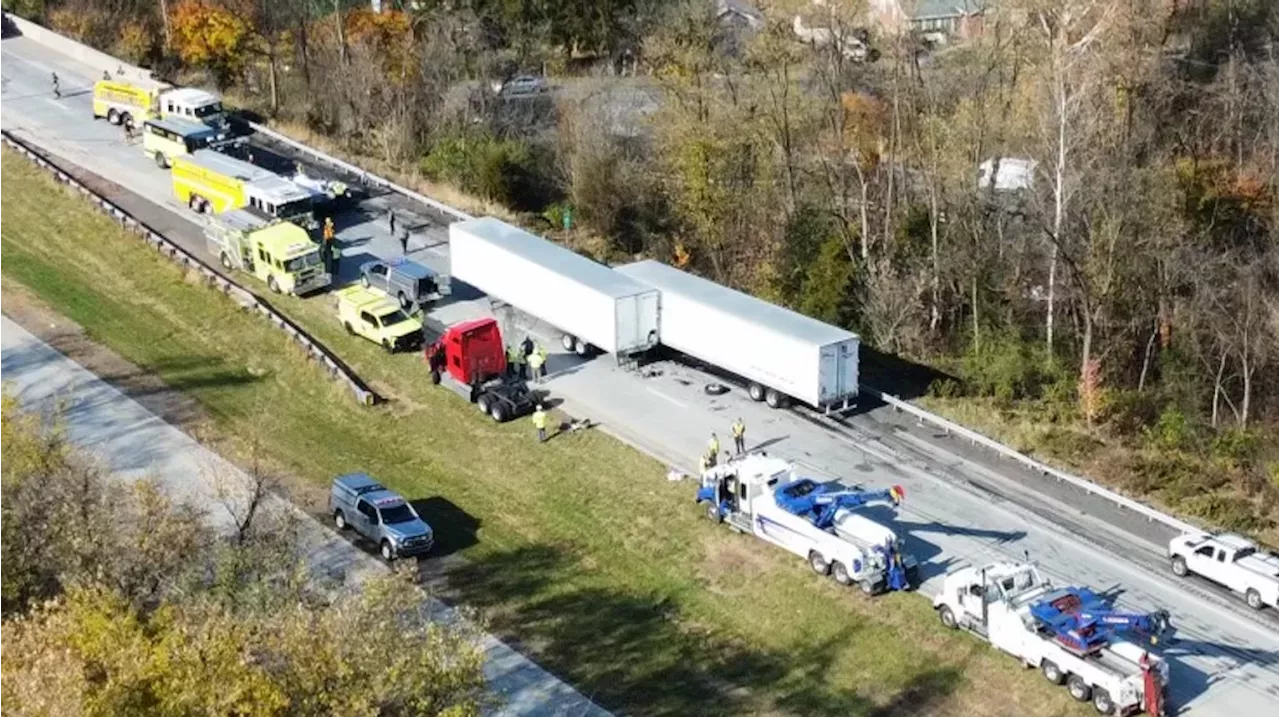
616, 260, 859, 346
453, 217, 654, 299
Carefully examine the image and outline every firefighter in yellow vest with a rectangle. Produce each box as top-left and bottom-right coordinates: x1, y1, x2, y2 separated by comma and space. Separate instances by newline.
731, 418, 746, 455
532, 404, 548, 442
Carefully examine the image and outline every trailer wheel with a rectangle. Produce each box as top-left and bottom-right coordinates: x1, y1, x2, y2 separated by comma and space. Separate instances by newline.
574, 338, 591, 356
1170, 556, 1188, 577
1091, 688, 1114, 715
937, 605, 958, 630
107, 108, 121, 125
748, 383, 766, 402
808, 551, 830, 575
333, 510, 348, 531
489, 401, 508, 423
765, 389, 789, 409
1245, 588, 1264, 610
705, 504, 723, 523
1040, 660, 1064, 685
561, 334, 576, 351
831, 561, 853, 585
1066, 675, 1092, 702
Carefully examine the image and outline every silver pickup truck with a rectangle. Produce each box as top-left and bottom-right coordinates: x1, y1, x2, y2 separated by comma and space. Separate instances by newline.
330, 473, 434, 561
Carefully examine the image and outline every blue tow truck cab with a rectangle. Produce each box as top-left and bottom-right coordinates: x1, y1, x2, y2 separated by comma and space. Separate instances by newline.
329, 472, 434, 561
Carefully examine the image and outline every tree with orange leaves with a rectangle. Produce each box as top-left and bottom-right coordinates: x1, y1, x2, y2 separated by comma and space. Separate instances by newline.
170, 0, 249, 88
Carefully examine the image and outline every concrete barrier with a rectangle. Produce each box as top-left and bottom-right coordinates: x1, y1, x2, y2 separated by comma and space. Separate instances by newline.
6, 14, 152, 84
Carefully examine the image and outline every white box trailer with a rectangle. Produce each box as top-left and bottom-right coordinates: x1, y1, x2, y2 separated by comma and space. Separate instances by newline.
449, 217, 660, 356
615, 260, 859, 410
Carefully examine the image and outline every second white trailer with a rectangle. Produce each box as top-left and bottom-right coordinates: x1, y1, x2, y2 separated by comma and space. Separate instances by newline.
449, 217, 660, 356
615, 259, 859, 410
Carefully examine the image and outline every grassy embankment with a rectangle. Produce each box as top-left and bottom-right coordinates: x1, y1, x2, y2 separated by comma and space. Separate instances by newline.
0, 148, 1082, 717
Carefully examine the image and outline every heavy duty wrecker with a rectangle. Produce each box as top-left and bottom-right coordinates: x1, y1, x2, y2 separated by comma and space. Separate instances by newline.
696, 454, 919, 594
934, 561, 1172, 716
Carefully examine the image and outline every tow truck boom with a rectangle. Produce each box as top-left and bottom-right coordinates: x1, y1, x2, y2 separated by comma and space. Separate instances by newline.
1030, 586, 1174, 655
773, 479, 905, 530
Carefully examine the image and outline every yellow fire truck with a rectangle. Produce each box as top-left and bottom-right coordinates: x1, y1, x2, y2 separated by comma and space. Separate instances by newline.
205, 209, 330, 295
171, 150, 317, 230
92, 78, 228, 129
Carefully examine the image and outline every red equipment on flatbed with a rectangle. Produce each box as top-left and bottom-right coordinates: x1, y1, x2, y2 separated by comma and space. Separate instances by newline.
424, 317, 537, 423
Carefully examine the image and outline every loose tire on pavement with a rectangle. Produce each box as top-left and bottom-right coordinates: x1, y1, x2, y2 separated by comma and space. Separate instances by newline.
1066, 675, 1092, 702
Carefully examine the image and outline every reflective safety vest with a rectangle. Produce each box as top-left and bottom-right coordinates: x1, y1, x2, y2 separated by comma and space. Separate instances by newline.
528, 350, 545, 369
532, 410, 547, 429
708, 437, 720, 455
507, 346, 522, 364
731, 421, 745, 438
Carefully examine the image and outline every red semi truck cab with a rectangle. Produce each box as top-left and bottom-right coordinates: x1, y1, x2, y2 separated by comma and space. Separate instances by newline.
427, 317, 507, 386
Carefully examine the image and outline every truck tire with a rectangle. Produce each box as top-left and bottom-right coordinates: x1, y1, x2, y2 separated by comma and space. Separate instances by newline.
748, 383, 766, 401
937, 605, 958, 630
398, 293, 412, 312
1246, 588, 1264, 610
831, 561, 852, 586
1170, 555, 1188, 577
381, 339, 394, 354
1040, 660, 1064, 685
344, 322, 355, 336
360, 275, 371, 289
107, 108, 120, 124
120, 112, 133, 129
1091, 688, 1114, 715
155, 152, 169, 169
1066, 675, 1092, 702
476, 393, 492, 416
380, 540, 395, 561
268, 275, 281, 294
489, 401, 508, 423
808, 551, 830, 576
765, 389, 789, 409
574, 338, 591, 356
562, 334, 576, 351
220, 252, 233, 270
857, 579, 876, 596
705, 503, 723, 523
333, 510, 348, 531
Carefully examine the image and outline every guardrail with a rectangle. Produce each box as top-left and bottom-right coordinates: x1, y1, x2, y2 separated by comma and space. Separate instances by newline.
868, 387, 1202, 535
2, 130, 382, 407
246, 123, 474, 225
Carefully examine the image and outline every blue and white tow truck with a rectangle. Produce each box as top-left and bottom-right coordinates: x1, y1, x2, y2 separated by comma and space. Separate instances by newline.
696, 454, 918, 594
934, 561, 1172, 716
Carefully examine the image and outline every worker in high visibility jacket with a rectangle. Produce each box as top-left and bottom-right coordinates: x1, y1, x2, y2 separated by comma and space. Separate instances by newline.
534, 344, 548, 380
532, 404, 548, 442
528, 346, 546, 383
706, 433, 720, 467
505, 344, 518, 377
731, 418, 746, 454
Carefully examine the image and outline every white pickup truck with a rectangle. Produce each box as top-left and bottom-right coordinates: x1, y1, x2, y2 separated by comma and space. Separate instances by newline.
1168, 532, 1279, 610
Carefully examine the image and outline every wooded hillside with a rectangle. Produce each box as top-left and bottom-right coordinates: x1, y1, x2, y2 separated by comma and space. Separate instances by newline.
12, 0, 1277, 537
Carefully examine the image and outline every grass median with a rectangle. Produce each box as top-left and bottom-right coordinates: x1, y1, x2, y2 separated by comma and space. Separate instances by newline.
0, 147, 1081, 717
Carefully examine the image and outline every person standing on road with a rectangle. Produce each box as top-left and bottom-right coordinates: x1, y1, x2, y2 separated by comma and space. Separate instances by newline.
532, 404, 548, 443
398, 225, 410, 255
323, 216, 335, 244
527, 347, 545, 384
51, 72, 60, 98
388, 209, 397, 236
322, 217, 336, 274
520, 335, 534, 360
731, 418, 746, 455
505, 344, 517, 377
329, 242, 342, 281
534, 343, 548, 381
706, 432, 720, 467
